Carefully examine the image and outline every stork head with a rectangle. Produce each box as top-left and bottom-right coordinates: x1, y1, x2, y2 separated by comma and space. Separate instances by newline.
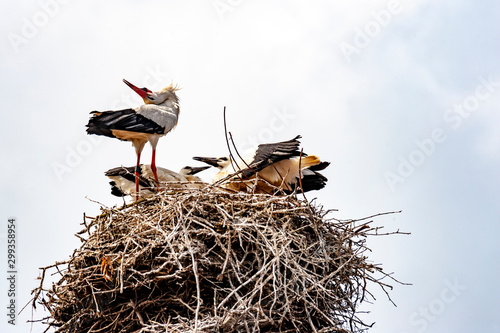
192, 156, 230, 170
123, 79, 180, 105
179, 165, 210, 176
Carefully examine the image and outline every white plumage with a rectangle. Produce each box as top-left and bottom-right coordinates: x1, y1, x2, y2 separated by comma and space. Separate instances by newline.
106, 164, 209, 199
87, 79, 180, 199
193, 136, 329, 194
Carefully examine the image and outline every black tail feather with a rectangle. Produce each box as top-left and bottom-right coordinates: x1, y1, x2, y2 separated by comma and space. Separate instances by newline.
299, 172, 328, 192
109, 181, 125, 197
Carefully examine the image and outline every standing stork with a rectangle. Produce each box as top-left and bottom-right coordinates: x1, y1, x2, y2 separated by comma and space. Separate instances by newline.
86, 79, 180, 200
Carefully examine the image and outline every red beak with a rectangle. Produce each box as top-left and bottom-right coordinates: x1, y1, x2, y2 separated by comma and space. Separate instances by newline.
123, 79, 151, 100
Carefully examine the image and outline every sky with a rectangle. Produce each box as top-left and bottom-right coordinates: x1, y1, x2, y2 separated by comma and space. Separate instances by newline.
0, 0, 499, 332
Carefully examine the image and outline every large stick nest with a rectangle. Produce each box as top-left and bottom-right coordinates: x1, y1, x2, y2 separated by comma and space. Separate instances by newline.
31, 189, 404, 332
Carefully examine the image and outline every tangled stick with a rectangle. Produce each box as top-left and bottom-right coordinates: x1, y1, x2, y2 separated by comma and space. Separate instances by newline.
30, 188, 408, 333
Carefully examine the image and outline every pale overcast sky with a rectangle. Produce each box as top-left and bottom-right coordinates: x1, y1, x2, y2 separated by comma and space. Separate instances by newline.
1, 1, 499, 332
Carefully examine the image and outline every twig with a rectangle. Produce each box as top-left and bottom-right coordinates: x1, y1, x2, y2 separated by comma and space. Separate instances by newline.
223, 106, 242, 174
30, 188, 408, 333
182, 218, 201, 331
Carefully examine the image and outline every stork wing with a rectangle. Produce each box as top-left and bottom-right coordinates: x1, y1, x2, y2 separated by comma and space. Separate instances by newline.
241, 135, 302, 178
105, 166, 152, 188
87, 109, 165, 138
135, 104, 179, 133
105, 165, 156, 197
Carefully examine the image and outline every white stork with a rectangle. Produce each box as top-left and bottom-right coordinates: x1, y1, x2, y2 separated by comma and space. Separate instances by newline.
105, 164, 209, 198
193, 135, 330, 194
86, 79, 180, 200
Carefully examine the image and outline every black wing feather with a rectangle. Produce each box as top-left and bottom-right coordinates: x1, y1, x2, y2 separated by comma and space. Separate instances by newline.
241, 135, 302, 178
278, 171, 328, 194
86, 109, 165, 138
105, 165, 153, 197
109, 181, 125, 197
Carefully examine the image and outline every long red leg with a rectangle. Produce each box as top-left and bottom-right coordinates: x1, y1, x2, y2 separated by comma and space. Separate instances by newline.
135, 151, 141, 201
151, 148, 160, 189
